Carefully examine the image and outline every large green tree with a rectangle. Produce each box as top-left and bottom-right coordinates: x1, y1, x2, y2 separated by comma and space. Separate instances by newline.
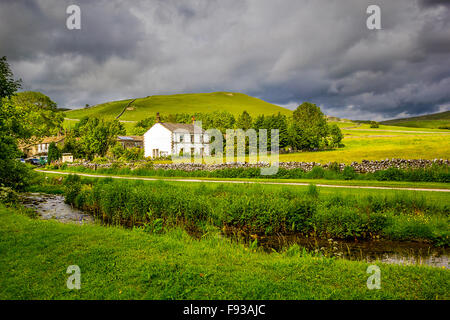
0, 57, 29, 190
236, 110, 253, 130
77, 117, 125, 160
291, 102, 329, 150
6, 91, 65, 148
47, 142, 62, 163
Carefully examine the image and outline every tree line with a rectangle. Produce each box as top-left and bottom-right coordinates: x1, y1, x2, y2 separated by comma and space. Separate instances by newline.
133, 103, 343, 151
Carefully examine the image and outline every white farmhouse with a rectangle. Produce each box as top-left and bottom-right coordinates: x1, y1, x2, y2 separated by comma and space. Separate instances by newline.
144, 113, 210, 158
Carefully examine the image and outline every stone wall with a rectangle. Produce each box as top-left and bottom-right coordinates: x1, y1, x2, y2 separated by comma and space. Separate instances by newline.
66, 158, 449, 174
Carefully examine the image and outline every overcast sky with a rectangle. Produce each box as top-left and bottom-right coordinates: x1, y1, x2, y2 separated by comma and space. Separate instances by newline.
1, 0, 449, 120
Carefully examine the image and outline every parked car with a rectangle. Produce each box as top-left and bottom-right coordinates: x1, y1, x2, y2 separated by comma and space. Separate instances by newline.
28, 158, 41, 165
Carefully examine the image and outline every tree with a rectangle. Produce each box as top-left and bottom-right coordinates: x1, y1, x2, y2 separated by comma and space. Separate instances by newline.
291, 102, 328, 150
61, 134, 83, 159
47, 142, 62, 163
253, 113, 289, 150
0, 56, 21, 99
6, 91, 65, 147
77, 118, 125, 160
210, 111, 235, 134
236, 110, 252, 130
328, 123, 343, 147
0, 56, 31, 190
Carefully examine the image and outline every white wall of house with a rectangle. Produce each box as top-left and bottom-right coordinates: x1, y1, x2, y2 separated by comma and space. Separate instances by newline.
172, 131, 210, 156
144, 124, 210, 158
144, 123, 172, 158
37, 143, 49, 153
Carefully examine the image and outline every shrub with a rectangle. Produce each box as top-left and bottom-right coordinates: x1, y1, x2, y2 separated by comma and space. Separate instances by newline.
306, 184, 319, 198
63, 174, 82, 204
307, 166, 325, 179
0, 186, 19, 205
342, 166, 356, 180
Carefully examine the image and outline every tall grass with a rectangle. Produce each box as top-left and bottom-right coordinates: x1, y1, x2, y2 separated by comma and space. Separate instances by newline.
63, 175, 449, 245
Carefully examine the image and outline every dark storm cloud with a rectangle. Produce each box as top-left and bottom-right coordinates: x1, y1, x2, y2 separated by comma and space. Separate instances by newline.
420, 0, 450, 7
0, 0, 147, 61
1, 0, 449, 120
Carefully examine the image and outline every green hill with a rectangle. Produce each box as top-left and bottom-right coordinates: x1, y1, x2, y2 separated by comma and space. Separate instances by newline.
65, 92, 292, 122
380, 111, 450, 129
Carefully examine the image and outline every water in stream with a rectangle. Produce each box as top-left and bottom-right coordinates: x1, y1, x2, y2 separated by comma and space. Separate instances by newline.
228, 233, 449, 268
21, 193, 448, 268
21, 193, 94, 224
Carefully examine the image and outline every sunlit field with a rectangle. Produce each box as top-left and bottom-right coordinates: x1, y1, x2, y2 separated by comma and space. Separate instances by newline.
279, 134, 450, 164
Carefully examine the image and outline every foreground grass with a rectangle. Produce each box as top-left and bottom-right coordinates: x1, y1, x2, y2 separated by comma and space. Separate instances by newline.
0, 206, 448, 300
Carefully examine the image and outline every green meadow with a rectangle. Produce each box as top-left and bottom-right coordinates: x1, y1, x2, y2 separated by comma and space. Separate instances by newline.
0, 205, 448, 300
65, 92, 292, 121
381, 110, 450, 129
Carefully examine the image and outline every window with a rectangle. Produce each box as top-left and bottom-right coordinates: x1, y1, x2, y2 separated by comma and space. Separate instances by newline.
190, 134, 194, 143
179, 134, 184, 142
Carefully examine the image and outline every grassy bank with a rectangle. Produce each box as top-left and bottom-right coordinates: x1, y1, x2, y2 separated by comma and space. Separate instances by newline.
36, 170, 450, 190
53, 175, 449, 245
47, 162, 450, 184
0, 206, 448, 300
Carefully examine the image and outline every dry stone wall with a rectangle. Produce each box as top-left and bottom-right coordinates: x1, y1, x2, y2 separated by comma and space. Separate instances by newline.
67, 158, 449, 174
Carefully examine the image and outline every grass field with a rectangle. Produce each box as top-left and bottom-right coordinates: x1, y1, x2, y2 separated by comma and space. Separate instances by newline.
64, 92, 292, 121
0, 205, 448, 300
279, 134, 450, 163
380, 111, 450, 129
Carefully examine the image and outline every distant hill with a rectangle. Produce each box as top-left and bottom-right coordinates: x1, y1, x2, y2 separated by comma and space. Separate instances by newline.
380, 110, 450, 129
65, 92, 293, 122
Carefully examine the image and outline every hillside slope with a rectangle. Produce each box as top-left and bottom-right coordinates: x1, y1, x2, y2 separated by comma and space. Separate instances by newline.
381, 111, 450, 129
65, 92, 292, 121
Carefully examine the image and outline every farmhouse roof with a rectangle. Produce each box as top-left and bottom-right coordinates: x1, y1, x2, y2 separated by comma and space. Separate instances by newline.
40, 136, 65, 144
117, 135, 144, 141
159, 122, 205, 134
18, 135, 65, 148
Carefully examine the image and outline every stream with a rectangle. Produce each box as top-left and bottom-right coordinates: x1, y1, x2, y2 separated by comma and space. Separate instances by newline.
21, 193, 448, 268
21, 193, 94, 224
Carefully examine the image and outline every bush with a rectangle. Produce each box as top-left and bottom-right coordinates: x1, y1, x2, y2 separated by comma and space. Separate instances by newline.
307, 166, 325, 179
342, 166, 356, 180
0, 186, 19, 205
0, 160, 32, 191
63, 174, 82, 204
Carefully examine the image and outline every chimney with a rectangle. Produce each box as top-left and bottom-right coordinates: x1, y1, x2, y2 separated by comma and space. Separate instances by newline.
156, 112, 161, 123
192, 115, 195, 125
